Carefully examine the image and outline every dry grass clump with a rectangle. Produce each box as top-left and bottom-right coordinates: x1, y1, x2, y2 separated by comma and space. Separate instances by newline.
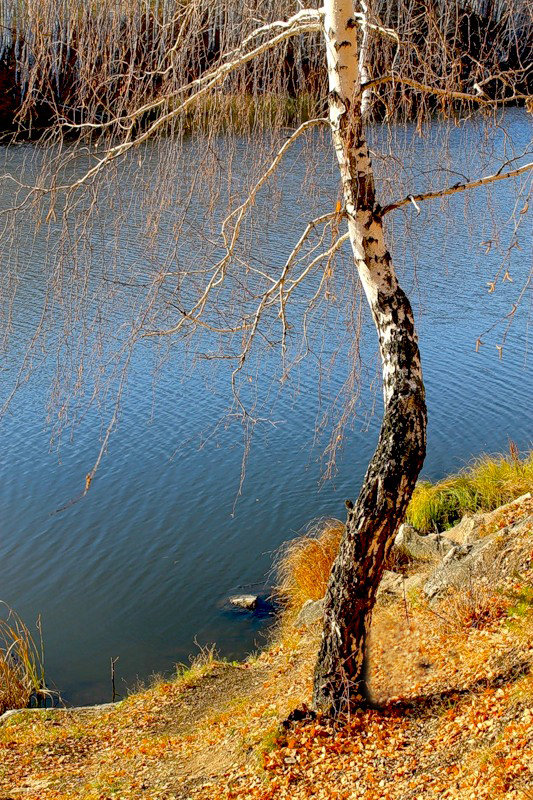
274, 518, 416, 626
406, 447, 532, 533
0, 603, 48, 715
434, 583, 510, 632
275, 519, 344, 617
175, 642, 222, 685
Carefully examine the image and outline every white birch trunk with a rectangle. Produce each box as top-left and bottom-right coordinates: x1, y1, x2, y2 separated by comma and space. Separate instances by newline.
313, 0, 427, 714
358, 1, 372, 118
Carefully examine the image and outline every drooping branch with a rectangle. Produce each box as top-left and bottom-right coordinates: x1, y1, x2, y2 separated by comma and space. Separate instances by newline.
353, 15, 399, 42
49, 14, 324, 195
56, 3, 401, 142
285, 231, 350, 298
360, 74, 531, 107
2, 0, 530, 515
234, 215, 347, 366
61, 7, 323, 135
144, 121, 331, 339
226, 6, 325, 58
382, 162, 533, 215
220, 118, 330, 255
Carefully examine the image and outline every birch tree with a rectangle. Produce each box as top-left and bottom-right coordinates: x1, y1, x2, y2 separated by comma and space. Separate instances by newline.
1, 0, 531, 715
312, 0, 427, 713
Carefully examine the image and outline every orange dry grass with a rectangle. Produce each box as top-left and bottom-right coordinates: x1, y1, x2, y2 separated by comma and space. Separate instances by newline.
275, 519, 344, 614
275, 516, 414, 619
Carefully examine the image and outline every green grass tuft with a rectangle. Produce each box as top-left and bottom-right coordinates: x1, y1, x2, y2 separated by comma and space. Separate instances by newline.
406, 448, 532, 533
506, 586, 533, 619
274, 447, 531, 623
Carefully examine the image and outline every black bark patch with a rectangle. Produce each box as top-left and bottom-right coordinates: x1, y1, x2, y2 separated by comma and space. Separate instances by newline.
363, 207, 383, 229
313, 280, 427, 717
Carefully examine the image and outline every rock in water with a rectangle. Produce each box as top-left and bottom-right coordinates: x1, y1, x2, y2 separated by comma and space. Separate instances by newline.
229, 594, 258, 610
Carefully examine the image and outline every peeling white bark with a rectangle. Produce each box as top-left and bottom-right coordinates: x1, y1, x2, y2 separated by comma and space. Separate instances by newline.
323, 0, 422, 404
358, 1, 372, 117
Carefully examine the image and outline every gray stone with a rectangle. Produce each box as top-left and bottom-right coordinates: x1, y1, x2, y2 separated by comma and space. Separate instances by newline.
377, 570, 423, 602
424, 514, 532, 600
294, 571, 424, 622
424, 539, 487, 600
295, 598, 324, 627
442, 543, 474, 564
394, 523, 455, 562
442, 494, 531, 546
441, 514, 482, 546
229, 594, 258, 610
377, 570, 404, 599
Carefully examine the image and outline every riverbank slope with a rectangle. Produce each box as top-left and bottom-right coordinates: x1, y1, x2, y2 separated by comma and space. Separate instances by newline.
1, 494, 531, 800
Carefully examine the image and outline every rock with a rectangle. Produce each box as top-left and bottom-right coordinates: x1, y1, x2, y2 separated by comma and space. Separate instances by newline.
377, 570, 423, 603
394, 523, 455, 561
229, 594, 258, 610
377, 570, 404, 599
442, 494, 532, 546
442, 543, 474, 564
295, 598, 324, 627
294, 570, 425, 623
424, 514, 532, 600
441, 514, 483, 546
424, 539, 486, 600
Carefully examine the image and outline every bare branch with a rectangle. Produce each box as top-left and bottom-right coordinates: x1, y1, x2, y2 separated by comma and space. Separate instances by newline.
221, 118, 330, 248
144, 119, 330, 339
285, 231, 349, 297
61, 8, 323, 135
352, 12, 399, 43
52, 13, 323, 194
226, 6, 324, 58
382, 162, 533, 216
360, 74, 531, 107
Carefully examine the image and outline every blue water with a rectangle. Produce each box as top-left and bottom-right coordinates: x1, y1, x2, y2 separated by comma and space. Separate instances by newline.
0, 112, 531, 704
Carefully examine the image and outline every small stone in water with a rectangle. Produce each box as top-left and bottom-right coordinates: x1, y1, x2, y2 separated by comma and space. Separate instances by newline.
229, 594, 258, 610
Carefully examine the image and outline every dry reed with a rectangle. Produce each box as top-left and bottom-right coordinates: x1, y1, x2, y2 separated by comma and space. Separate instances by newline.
0, 603, 49, 715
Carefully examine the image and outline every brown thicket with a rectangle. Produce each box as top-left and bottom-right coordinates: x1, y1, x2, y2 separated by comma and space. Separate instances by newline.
0, 1, 531, 131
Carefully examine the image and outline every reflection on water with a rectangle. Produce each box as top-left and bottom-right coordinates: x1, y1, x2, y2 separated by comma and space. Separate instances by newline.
0, 114, 531, 704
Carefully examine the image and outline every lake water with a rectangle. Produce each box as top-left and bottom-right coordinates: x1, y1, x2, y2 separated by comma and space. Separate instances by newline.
1, 112, 531, 705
